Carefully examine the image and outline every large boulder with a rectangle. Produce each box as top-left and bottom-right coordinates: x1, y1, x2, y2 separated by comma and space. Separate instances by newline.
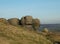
42, 28, 49, 33
21, 16, 33, 25
25, 16, 33, 25
0, 18, 9, 24
8, 18, 19, 26
32, 19, 40, 30
20, 16, 40, 31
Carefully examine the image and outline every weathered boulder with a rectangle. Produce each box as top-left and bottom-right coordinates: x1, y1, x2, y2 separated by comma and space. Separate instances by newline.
20, 16, 40, 31
6, 16, 40, 31
42, 28, 49, 33
8, 18, 19, 26
32, 19, 40, 30
25, 16, 33, 25
20, 16, 33, 25
0, 18, 9, 24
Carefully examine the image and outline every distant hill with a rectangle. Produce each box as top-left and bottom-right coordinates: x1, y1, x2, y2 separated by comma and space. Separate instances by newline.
40, 24, 60, 32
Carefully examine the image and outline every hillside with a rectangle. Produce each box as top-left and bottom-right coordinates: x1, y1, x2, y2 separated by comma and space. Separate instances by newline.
0, 22, 52, 44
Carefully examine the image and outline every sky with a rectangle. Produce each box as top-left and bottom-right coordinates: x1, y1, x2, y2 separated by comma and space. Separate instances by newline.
0, 0, 60, 24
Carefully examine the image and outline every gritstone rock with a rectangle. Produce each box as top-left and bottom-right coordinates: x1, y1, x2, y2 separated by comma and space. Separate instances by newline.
0, 18, 9, 24
8, 18, 19, 26
20, 16, 33, 25
25, 16, 33, 25
32, 19, 40, 30
20, 16, 40, 31
42, 28, 49, 33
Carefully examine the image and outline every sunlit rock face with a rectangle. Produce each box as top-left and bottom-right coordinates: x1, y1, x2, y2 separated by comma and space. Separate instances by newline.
20, 16, 40, 31
8, 18, 19, 26
1, 16, 40, 31
20, 16, 33, 25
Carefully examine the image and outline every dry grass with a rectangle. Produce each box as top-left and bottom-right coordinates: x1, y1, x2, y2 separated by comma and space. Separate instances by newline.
46, 32, 60, 42
0, 22, 52, 44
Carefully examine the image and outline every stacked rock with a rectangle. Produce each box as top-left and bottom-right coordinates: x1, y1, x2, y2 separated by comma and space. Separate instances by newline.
0, 16, 40, 31
20, 16, 40, 31
20, 16, 33, 30
20, 16, 33, 25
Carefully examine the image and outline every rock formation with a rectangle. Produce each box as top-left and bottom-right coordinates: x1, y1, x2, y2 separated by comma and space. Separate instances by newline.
0, 18, 9, 24
0, 16, 40, 31
8, 18, 19, 26
20, 16, 33, 25
32, 19, 40, 30
20, 16, 40, 31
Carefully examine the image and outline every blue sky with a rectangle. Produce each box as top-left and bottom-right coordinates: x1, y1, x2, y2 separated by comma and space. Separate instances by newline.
0, 0, 60, 24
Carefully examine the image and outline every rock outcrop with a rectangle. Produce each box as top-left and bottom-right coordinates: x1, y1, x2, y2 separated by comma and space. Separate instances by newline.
20, 16, 33, 25
8, 18, 19, 26
20, 16, 40, 31
0, 16, 40, 31
0, 18, 9, 24
32, 19, 40, 30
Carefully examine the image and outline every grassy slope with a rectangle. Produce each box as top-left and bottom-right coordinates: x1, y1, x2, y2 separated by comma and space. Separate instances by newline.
47, 32, 60, 42
0, 22, 52, 44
